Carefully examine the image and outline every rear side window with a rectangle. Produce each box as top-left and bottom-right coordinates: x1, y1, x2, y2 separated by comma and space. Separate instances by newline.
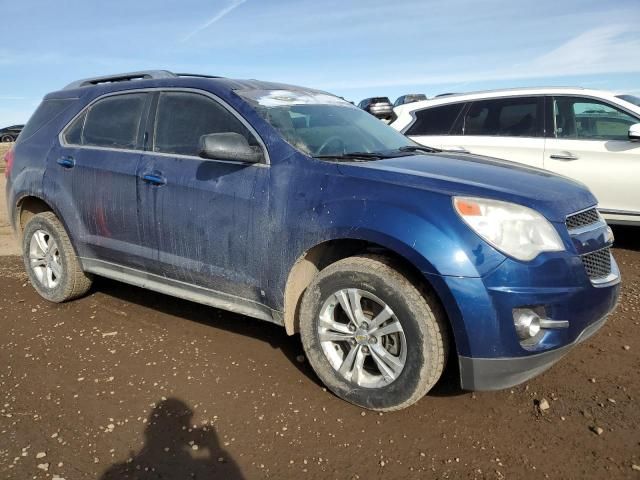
464, 97, 541, 137
405, 103, 465, 135
63, 93, 147, 149
19, 98, 76, 143
80, 94, 147, 149
153, 92, 259, 157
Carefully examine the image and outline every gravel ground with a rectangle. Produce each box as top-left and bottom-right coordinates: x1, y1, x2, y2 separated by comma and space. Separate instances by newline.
0, 200, 639, 478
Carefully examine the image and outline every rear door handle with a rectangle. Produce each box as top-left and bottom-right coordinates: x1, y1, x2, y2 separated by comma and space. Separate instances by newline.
142, 173, 167, 186
57, 156, 75, 168
550, 152, 579, 161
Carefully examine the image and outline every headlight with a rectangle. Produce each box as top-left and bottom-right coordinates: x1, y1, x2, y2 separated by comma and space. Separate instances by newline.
453, 196, 564, 261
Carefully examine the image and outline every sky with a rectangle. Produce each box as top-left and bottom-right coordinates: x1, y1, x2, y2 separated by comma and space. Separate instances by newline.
1, 0, 639, 126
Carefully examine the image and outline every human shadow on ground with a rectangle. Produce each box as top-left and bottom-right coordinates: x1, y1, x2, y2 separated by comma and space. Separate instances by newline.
100, 398, 244, 480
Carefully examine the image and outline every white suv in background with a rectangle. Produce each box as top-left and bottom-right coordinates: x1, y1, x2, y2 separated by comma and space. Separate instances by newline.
391, 88, 640, 225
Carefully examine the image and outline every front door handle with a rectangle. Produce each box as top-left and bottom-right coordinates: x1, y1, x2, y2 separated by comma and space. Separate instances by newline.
57, 156, 75, 168
549, 152, 579, 161
142, 173, 167, 186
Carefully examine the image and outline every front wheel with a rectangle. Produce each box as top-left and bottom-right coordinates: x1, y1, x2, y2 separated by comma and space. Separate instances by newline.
299, 255, 448, 411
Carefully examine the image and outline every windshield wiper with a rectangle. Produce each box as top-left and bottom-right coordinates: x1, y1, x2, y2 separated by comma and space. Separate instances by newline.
314, 151, 389, 161
398, 145, 441, 154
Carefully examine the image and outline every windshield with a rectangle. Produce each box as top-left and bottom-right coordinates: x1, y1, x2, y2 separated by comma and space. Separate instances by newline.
237, 88, 414, 158
617, 94, 640, 107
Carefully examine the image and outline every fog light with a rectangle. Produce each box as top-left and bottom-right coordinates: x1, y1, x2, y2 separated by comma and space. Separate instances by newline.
513, 308, 542, 340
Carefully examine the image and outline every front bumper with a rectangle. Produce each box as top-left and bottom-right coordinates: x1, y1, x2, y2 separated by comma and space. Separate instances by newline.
426, 246, 621, 391
459, 315, 607, 390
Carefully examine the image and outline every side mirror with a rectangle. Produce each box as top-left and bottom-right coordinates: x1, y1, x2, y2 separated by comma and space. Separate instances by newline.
629, 123, 640, 142
199, 132, 263, 163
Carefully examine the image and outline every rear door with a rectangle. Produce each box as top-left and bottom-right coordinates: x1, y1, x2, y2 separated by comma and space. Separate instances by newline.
544, 96, 640, 221
443, 96, 545, 167
136, 90, 270, 301
49, 92, 151, 267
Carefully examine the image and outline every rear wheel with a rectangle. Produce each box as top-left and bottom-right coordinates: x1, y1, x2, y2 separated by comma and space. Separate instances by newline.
299, 255, 448, 411
22, 212, 93, 302
1, 134, 13, 142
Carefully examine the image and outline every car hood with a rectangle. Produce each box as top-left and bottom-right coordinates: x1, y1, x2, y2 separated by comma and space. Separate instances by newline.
337, 152, 597, 222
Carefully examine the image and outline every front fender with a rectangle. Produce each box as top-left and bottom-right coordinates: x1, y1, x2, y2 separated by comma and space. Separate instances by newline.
307, 194, 506, 279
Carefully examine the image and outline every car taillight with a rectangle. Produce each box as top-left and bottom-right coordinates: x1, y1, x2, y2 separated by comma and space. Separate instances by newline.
4, 146, 14, 178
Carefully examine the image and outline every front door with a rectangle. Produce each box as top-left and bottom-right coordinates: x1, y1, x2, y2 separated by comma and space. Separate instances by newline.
136, 90, 270, 302
544, 96, 640, 222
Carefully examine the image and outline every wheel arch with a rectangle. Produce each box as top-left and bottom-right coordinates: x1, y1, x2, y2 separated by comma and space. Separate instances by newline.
13, 194, 77, 252
15, 195, 55, 235
282, 236, 454, 347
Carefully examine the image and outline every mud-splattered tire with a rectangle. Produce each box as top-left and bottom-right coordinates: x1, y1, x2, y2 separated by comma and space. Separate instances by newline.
22, 212, 93, 303
299, 255, 448, 411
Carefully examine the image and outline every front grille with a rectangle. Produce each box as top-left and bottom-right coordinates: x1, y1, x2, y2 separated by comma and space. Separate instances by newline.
566, 208, 601, 231
581, 248, 612, 280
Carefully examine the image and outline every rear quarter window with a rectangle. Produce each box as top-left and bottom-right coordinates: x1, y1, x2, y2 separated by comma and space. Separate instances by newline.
405, 103, 465, 136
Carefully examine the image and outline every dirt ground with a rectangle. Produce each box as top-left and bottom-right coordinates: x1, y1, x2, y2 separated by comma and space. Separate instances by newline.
0, 162, 639, 478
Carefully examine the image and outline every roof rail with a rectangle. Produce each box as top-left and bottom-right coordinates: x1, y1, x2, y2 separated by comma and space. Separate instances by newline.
175, 73, 221, 79
431, 86, 590, 100
63, 70, 178, 90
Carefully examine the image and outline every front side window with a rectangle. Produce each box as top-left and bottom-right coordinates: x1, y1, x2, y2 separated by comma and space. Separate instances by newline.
554, 96, 639, 141
64, 93, 147, 149
153, 92, 259, 157
405, 103, 464, 136
464, 97, 541, 137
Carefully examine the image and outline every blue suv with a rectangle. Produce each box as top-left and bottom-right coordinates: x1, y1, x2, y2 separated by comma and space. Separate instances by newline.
5, 71, 620, 410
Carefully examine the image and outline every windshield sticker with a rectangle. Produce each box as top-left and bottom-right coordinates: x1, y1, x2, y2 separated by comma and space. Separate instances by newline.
240, 89, 354, 108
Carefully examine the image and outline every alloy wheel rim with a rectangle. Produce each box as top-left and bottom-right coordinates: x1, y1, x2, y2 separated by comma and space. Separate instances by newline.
318, 288, 407, 388
28, 229, 62, 289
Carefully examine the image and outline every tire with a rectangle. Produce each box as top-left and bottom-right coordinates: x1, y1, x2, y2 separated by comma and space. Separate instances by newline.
1, 134, 13, 143
22, 212, 93, 302
299, 255, 448, 411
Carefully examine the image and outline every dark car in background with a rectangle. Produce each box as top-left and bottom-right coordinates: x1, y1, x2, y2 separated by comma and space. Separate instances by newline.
393, 94, 427, 107
1, 124, 24, 142
358, 97, 393, 120
617, 94, 640, 107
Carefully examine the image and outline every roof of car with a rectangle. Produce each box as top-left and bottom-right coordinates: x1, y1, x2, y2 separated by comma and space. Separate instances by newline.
58, 70, 314, 96
390, 86, 640, 131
